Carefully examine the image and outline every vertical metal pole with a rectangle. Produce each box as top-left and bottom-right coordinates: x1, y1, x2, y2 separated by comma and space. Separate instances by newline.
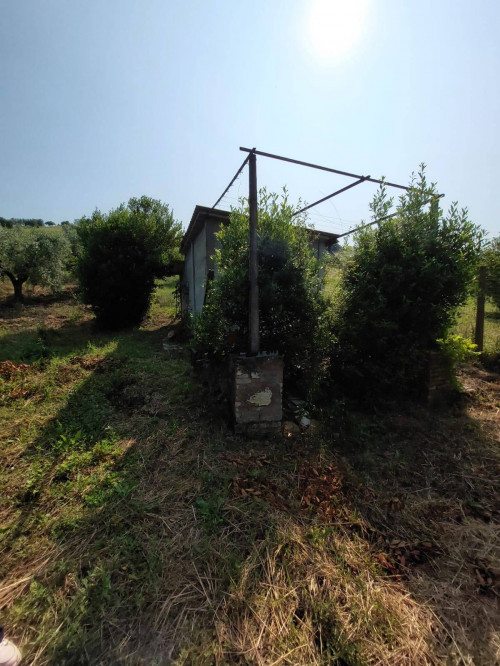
248, 150, 259, 355
474, 265, 486, 352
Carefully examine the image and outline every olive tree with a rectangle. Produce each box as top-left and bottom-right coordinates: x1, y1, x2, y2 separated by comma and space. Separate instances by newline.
0, 226, 71, 302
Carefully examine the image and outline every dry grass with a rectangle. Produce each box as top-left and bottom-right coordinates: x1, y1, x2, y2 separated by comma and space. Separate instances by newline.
214, 521, 438, 665
1, 283, 499, 665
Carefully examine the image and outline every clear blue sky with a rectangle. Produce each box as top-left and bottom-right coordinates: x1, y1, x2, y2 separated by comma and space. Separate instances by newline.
1, 0, 499, 237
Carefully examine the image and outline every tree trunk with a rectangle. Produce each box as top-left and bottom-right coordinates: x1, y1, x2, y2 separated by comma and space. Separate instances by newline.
8, 276, 25, 302
2, 269, 26, 302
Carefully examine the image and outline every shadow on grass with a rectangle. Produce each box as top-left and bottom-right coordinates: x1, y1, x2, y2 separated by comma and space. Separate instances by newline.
0, 284, 82, 310
0, 319, 104, 363
327, 390, 500, 663
1, 322, 213, 664
1, 323, 499, 664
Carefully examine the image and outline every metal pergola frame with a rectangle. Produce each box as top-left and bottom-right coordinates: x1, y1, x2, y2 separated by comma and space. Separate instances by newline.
212, 146, 444, 355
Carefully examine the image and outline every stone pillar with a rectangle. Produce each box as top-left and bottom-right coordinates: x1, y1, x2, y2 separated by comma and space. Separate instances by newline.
231, 355, 283, 434
427, 350, 453, 407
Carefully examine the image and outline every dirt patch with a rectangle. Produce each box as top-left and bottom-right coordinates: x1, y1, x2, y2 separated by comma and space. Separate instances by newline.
0, 360, 33, 380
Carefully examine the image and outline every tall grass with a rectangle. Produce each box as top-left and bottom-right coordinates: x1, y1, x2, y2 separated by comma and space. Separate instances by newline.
453, 295, 500, 353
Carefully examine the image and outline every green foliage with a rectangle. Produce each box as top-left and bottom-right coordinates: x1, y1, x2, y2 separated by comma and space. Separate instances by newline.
0, 217, 45, 228
195, 496, 226, 532
436, 335, 480, 390
0, 226, 71, 301
437, 334, 480, 389
76, 196, 182, 328
333, 166, 484, 399
483, 236, 500, 309
192, 189, 333, 397
437, 334, 480, 366
60, 222, 80, 274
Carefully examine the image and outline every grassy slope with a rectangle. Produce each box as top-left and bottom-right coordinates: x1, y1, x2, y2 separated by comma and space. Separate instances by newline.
0, 280, 499, 665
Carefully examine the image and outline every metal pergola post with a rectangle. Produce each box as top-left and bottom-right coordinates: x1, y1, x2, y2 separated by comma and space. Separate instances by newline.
248, 150, 259, 355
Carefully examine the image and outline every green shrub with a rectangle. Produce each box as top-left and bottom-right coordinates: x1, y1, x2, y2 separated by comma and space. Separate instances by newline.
333, 166, 484, 399
76, 196, 182, 328
192, 190, 333, 398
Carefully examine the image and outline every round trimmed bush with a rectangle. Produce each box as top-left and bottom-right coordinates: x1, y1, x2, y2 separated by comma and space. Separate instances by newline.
77, 196, 182, 328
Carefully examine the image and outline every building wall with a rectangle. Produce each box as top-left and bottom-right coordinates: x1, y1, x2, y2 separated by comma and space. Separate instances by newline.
205, 219, 220, 272
183, 244, 194, 314
193, 224, 207, 313
309, 238, 330, 260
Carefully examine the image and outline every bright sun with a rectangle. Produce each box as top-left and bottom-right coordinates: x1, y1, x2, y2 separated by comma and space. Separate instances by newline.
306, 0, 370, 62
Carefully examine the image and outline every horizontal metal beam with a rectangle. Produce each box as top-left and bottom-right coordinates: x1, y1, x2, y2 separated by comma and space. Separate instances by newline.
336, 194, 445, 239
240, 147, 410, 191
336, 211, 399, 238
292, 176, 370, 217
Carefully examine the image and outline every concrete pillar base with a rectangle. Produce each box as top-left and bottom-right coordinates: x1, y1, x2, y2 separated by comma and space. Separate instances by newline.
427, 350, 454, 407
231, 354, 283, 434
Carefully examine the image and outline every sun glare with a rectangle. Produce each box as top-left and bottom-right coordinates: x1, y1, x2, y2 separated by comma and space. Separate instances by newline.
306, 0, 370, 62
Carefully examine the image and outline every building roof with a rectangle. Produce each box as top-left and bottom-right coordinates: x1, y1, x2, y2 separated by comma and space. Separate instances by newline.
180, 206, 230, 254
180, 205, 339, 254
305, 228, 339, 245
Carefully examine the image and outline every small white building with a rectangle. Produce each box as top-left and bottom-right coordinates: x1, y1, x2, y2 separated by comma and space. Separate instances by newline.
180, 205, 339, 314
